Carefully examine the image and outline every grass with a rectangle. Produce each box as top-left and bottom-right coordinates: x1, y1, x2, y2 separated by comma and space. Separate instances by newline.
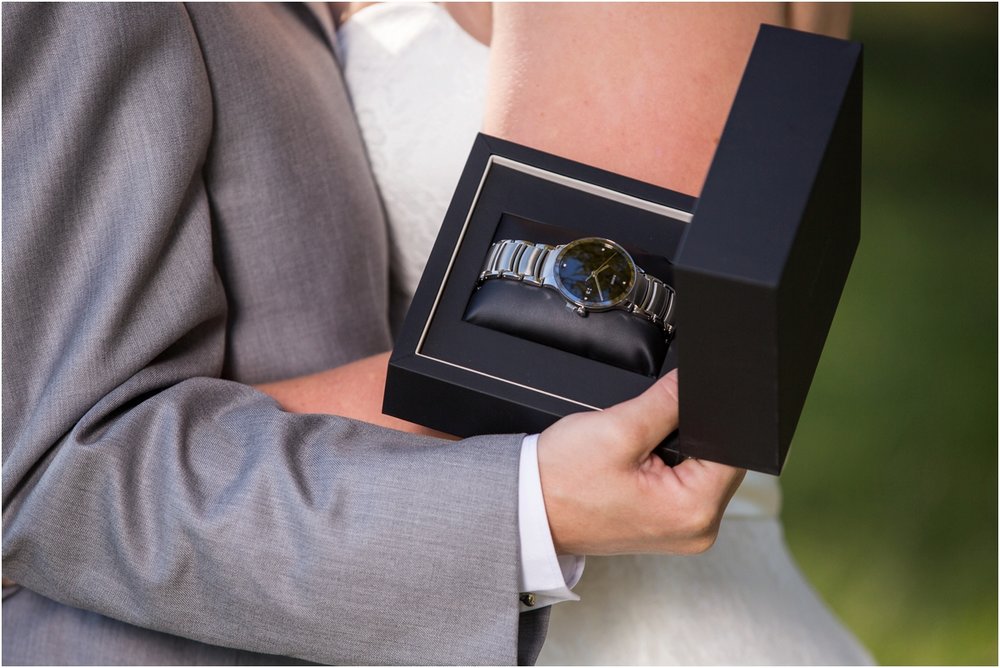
780, 4, 998, 664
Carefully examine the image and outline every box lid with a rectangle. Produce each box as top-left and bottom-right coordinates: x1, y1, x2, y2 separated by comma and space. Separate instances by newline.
672, 25, 863, 473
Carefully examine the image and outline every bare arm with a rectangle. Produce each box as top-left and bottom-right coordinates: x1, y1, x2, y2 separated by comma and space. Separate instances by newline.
485, 2, 849, 196
255, 352, 453, 438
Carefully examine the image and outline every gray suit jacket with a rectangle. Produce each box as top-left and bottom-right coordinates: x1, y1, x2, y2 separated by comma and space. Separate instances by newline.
2, 3, 547, 664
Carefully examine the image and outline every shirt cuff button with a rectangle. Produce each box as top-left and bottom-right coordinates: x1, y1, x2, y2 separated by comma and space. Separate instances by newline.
519, 592, 537, 607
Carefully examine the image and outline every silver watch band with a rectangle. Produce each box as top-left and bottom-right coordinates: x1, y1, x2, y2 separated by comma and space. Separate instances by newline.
479, 239, 557, 287
630, 264, 677, 333
478, 239, 676, 334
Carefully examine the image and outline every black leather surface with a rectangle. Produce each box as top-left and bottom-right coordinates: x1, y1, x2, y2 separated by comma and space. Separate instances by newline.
464, 279, 669, 377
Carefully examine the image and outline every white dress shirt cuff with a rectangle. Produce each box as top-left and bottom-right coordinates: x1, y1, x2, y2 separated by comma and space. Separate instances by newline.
517, 433, 585, 611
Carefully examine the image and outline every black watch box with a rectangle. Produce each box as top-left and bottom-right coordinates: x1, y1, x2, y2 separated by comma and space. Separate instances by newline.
382, 24, 863, 475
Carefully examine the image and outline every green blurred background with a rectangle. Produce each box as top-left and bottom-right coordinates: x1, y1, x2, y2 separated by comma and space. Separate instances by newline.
781, 3, 997, 665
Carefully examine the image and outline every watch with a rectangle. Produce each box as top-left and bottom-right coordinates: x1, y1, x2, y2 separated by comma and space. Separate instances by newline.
477, 237, 676, 335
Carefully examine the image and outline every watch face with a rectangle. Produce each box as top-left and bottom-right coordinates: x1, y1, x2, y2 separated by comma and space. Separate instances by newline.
554, 237, 636, 310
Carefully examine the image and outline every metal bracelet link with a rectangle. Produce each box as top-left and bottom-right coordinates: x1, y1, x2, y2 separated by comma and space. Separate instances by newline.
479, 240, 554, 285
478, 238, 676, 336
631, 272, 676, 334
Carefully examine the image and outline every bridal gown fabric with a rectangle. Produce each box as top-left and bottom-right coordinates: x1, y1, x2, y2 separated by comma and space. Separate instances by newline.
338, 4, 874, 664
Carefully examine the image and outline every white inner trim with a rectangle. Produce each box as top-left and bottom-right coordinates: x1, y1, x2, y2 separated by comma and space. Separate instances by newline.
414, 153, 691, 411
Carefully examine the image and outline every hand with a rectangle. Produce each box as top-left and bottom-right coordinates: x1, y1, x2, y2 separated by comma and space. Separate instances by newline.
537, 370, 745, 555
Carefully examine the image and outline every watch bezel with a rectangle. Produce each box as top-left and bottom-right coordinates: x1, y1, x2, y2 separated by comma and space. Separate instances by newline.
551, 237, 637, 312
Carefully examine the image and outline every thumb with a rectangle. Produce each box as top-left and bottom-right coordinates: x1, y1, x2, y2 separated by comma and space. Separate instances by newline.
602, 369, 680, 459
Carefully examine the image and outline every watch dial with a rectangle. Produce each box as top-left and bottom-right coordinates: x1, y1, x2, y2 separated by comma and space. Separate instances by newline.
554, 238, 636, 309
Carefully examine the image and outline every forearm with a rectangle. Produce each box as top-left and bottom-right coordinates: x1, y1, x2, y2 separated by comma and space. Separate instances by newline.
254, 352, 455, 438
485, 2, 851, 196
4, 377, 524, 663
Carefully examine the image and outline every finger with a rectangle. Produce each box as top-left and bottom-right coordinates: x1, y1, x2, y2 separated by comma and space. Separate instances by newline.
601, 369, 680, 459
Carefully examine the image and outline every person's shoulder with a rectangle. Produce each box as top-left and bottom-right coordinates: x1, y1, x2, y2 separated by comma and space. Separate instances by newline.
3, 3, 208, 100
2, 2, 212, 197
3, 2, 203, 86
3, 2, 194, 42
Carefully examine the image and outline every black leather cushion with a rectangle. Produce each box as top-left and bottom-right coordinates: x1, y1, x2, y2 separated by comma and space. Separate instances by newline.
463, 279, 668, 377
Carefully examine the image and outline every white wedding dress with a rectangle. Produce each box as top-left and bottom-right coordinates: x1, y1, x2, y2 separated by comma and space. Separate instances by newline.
338, 4, 873, 664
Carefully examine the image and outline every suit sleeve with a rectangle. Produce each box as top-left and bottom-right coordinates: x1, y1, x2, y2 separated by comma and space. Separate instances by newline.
1, 4, 526, 664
